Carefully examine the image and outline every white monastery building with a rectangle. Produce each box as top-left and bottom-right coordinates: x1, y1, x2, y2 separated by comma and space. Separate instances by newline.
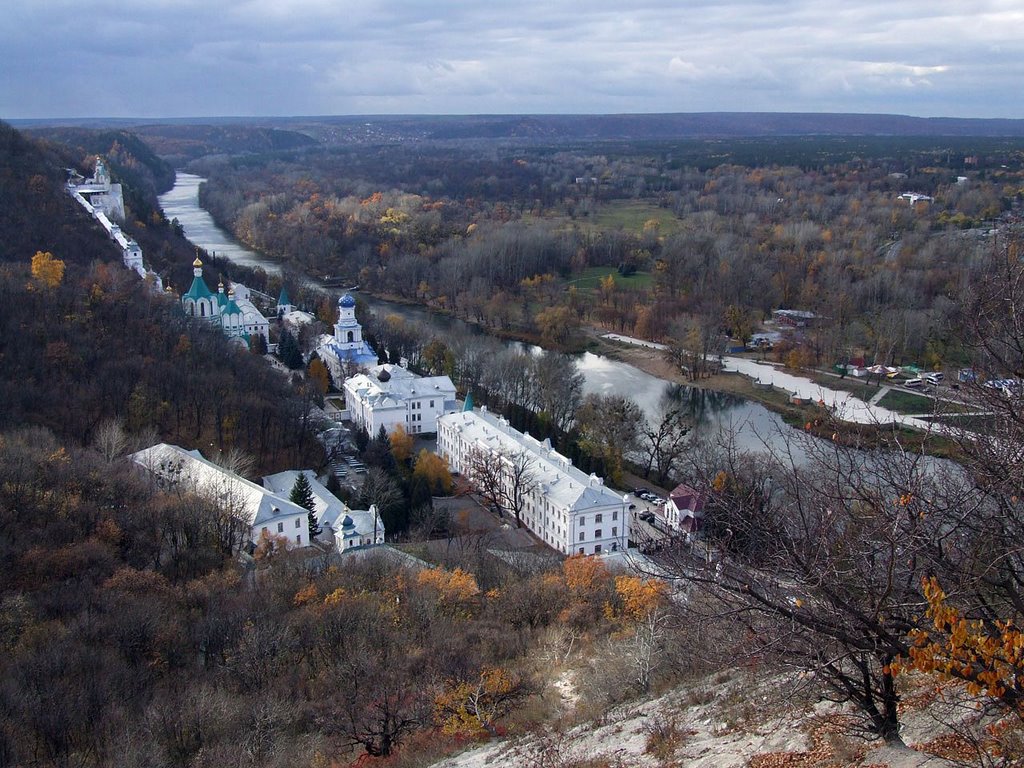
131, 443, 311, 549
181, 257, 270, 348
68, 158, 125, 221
345, 364, 457, 436
263, 470, 385, 553
67, 158, 163, 290
437, 408, 630, 555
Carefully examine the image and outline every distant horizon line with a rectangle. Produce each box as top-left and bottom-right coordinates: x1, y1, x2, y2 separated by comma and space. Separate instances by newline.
9, 110, 1024, 125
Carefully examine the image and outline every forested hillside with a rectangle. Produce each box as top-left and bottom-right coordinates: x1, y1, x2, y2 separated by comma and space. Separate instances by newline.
0, 122, 686, 768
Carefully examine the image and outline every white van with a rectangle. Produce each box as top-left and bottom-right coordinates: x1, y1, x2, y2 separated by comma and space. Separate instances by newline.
904, 378, 923, 388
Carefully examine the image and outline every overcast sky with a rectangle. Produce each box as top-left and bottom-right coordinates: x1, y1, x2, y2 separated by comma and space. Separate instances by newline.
3, 0, 1023, 119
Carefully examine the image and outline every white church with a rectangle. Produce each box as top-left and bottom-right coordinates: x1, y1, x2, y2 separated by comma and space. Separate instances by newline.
316, 293, 379, 381
181, 257, 270, 348
68, 158, 125, 221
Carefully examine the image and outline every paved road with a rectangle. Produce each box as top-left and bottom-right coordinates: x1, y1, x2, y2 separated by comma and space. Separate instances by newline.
721, 357, 933, 431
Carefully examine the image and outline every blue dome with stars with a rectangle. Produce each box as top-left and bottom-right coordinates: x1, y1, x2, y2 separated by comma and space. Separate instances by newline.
339, 294, 356, 308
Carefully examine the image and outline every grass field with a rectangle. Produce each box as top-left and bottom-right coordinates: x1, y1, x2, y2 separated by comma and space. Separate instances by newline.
584, 201, 684, 235
567, 266, 655, 293
807, 373, 883, 402
877, 389, 937, 414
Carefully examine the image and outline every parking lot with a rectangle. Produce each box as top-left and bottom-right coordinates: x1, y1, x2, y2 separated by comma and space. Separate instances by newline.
626, 487, 673, 546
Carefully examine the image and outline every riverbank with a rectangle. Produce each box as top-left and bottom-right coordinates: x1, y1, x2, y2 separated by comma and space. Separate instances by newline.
592, 334, 962, 459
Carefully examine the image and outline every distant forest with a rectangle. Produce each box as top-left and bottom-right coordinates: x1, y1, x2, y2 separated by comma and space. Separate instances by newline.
169, 123, 1024, 370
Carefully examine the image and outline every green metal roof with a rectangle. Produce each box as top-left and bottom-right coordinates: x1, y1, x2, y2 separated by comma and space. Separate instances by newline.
278, 286, 290, 305
183, 274, 213, 301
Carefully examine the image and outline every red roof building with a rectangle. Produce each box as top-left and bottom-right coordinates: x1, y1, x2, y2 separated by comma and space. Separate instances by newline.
668, 483, 708, 533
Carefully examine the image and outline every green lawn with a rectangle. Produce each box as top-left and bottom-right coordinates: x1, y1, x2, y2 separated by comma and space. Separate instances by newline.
585, 201, 684, 235
877, 389, 937, 414
808, 373, 884, 402
567, 266, 655, 293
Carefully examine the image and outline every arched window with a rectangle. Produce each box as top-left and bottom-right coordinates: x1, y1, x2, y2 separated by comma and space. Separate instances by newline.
347, 331, 354, 343
200, 303, 206, 317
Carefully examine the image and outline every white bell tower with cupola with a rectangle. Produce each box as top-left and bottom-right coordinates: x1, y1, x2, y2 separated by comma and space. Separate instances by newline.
333, 294, 365, 350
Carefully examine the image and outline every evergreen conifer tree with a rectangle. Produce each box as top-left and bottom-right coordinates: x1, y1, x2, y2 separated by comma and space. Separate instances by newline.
278, 329, 304, 369
289, 473, 321, 538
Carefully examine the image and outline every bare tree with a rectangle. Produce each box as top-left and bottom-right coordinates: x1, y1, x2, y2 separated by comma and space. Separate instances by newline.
93, 417, 129, 463
502, 448, 539, 529
639, 404, 691, 484
574, 393, 643, 483
463, 445, 538, 528
532, 350, 584, 433
464, 445, 506, 518
652, 424, 974, 743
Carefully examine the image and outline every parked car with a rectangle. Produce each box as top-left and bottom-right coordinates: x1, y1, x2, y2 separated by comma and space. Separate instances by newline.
633, 487, 650, 496
925, 372, 944, 384
638, 511, 655, 523
904, 378, 923, 388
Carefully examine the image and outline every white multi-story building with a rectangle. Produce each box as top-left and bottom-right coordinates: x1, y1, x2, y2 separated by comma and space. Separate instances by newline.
345, 364, 457, 436
131, 443, 311, 549
437, 408, 630, 555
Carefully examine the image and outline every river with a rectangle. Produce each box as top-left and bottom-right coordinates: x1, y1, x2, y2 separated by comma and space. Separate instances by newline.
160, 173, 285, 274
158, 172, 795, 454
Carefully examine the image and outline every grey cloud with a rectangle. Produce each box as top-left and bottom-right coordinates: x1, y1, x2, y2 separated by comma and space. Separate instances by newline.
1, 0, 1021, 117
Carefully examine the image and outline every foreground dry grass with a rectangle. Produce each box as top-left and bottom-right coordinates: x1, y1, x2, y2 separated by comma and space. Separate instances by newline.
425, 664, 1022, 768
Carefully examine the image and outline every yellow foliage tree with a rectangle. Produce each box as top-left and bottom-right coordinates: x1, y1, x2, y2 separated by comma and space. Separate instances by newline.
416, 567, 480, 614
307, 358, 330, 395
316, 296, 337, 325
534, 305, 575, 346
633, 306, 653, 340
31, 251, 65, 289
293, 583, 319, 607
253, 530, 291, 561
598, 273, 617, 305
614, 575, 668, 624
434, 666, 521, 736
894, 577, 1024, 710
563, 554, 610, 598
390, 424, 414, 464
413, 449, 453, 495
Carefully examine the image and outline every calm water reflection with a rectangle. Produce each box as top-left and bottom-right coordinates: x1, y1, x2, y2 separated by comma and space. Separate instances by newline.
159, 174, 283, 274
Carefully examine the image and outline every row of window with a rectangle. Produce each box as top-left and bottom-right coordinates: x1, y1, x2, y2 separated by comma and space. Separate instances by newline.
578, 527, 618, 541
580, 511, 617, 526
578, 543, 619, 555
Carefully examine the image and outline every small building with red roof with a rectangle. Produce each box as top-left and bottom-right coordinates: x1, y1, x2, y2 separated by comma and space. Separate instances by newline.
667, 483, 708, 534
